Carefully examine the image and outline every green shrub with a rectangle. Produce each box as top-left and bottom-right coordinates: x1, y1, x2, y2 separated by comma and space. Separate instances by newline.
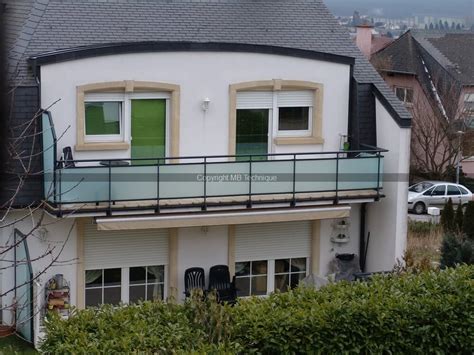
441, 233, 474, 268
441, 198, 456, 233
463, 201, 474, 240
408, 220, 438, 235
455, 202, 464, 232
41, 266, 474, 354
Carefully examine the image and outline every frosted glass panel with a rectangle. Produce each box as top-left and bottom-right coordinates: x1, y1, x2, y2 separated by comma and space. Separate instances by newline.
338, 156, 380, 190
207, 162, 250, 196
42, 112, 56, 201
159, 164, 204, 198
295, 159, 337, 192
15, 230, 33, 343
111, 166, 157, 201
59, 167, 108, 203
251, 160, 293, 194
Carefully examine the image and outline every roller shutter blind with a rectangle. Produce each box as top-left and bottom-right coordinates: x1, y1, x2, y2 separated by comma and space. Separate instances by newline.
235, 221, 311, 261
236, 91, 273, 109
277, 90, 313, 107
84, 224, 169, 269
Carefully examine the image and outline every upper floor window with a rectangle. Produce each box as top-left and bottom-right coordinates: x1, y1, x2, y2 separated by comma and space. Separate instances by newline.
395, 87, 414, 104
85, 98, 123, 142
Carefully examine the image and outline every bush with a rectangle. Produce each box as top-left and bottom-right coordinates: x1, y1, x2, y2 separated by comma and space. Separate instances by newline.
463, 201, 474, 240
408, 220, 437, 235
441, 233, 474, 268
441, 198, 456, 233
455, 202, 464, 232
41, 266, 474, 354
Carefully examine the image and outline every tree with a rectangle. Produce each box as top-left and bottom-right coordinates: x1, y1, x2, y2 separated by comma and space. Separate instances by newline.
444, 21, 449, 30
463, 201, 474, 240
441, 198, 455, 233
429, 23, 434, 30
0, 19, 72, 337
455, 203, 464, 232
451, 22, 455, 30
435, 23, 440, 30
438, 20, 444, 30
424, 24, 428, 30
456, 23, 461, 30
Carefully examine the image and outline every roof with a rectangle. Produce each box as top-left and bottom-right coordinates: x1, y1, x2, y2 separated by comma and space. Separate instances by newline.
5, 0, 411, 124
374, 30, 474, 86
414, 31, 474, 86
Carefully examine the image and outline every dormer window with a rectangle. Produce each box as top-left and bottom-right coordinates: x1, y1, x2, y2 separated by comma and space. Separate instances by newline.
395, 86, 413, 104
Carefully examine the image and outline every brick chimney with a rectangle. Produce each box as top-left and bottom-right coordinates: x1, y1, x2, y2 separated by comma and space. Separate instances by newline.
356, 24, 373, 58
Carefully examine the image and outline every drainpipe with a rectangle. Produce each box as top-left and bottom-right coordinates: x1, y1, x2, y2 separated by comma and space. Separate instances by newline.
359, 203, 367, 271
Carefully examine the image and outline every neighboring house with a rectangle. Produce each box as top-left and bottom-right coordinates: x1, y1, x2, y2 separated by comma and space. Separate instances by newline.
370, 30, 474, 178
1, 0, 411, 346
354, 24, 394, 59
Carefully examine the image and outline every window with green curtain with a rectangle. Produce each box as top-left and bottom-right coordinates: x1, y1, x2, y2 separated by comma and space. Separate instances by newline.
131, 99, 166, 164
85, 101, 121, 135
236, 109, 268, 161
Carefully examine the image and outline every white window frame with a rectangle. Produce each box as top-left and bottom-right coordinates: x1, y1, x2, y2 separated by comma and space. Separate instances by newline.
84, 268, 122, 306
85, 265, 167, 307
236, 90, 315, 154
84, 92, 171, 157
394, 86, 414, 104
84, 93, 124, 143
275, 106, 313, 137
235, 257, 309, 297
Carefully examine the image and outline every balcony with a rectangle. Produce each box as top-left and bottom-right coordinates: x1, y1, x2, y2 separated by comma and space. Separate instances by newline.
42, 112, 385, 217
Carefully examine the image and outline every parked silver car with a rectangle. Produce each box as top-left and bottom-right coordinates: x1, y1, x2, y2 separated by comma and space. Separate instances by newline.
408, 181, 473, 214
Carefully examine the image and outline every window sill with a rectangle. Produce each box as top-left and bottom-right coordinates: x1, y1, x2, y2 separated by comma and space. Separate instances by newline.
75, 142, 130, 151
274, 136, 324, 145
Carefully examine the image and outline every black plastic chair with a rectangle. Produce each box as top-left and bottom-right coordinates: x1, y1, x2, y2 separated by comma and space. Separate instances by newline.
208, 265, 237, 304
184, 267, 205, 298
63, 146, 75, 168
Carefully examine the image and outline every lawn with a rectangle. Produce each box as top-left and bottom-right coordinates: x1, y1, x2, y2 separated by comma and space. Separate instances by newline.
0, 335, 37, 355
407, 220, 442, 265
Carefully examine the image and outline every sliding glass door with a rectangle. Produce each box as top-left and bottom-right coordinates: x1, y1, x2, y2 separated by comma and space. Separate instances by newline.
131, 99, 166, 164
236, 109, 269, 161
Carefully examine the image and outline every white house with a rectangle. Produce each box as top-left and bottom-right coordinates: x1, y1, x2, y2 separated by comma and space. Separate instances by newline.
1, 0, 411, 346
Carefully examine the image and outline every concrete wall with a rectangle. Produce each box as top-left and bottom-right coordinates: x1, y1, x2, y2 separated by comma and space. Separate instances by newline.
40, 51, 351, 159
0, 211, 77, 325
365, 99, 411, 271
176, 226, 228, 300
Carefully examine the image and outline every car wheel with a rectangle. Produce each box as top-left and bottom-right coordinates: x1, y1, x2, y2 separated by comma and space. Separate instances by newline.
413, 202, 426, 215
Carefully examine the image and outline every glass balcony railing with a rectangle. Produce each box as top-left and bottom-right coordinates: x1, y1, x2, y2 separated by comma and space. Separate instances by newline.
42, 111, 386, 214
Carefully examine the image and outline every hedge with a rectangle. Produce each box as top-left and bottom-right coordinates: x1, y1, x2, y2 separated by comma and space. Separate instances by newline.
41, 266, 474, 354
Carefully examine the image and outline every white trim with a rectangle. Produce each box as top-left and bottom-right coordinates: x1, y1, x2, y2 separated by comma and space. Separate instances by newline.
276, 106, 313, 137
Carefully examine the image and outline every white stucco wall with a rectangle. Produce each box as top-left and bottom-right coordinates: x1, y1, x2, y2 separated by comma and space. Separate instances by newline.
365, 99, 411, 272
40, 51, 350, 159
0, 211, 77, 326
319, 204, 360, 276
176, 225, 228, 301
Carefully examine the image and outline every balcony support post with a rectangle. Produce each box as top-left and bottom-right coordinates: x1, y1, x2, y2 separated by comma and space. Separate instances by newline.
107, 161, 112, 216
376, 152, 381, 201
155, 162, 160, 213
247, 156, 252, 208
334, 152, 339, 205
291, 154, 296, 207
202, 157, 207, 211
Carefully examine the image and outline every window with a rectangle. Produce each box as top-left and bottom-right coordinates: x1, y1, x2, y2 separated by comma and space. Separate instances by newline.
432, 185, 446, 196
464, 93, 474, 128
235, 260, 267, 297
447, 185, 461, 196
278, 107, 310, 132
274, 258, 307, 292
395, 87, 414, 104
85, 265, 166, 307
129, 265, 165, 303
410, 182, 434, 193
459, 186, 470, 195
85, 268, 121, 307
85, 101, 122, 138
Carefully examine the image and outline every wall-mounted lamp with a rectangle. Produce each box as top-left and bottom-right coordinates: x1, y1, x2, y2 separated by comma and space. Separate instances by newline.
202, 97, 211, 112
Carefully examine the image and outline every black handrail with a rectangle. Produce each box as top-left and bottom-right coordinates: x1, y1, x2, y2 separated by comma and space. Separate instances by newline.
54, 148, 387, 165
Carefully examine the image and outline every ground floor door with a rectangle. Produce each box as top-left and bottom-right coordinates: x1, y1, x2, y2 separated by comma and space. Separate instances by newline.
131, 99, 167, 164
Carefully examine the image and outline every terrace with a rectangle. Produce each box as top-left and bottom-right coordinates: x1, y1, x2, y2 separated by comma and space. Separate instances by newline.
42, 112, 386, 217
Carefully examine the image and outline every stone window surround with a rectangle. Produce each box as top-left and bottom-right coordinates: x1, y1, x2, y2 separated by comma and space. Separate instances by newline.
76, 80, 180, 156
228, 79, 324, 155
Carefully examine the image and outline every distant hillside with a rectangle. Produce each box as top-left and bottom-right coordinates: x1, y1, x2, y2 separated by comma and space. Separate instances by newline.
323, 0, 473, 18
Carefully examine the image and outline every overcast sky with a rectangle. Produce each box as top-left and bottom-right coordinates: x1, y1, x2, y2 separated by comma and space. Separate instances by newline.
323, 0, 474, 18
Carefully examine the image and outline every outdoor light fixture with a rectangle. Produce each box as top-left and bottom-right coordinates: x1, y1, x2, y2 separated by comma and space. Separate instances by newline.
202, 97, 211, 112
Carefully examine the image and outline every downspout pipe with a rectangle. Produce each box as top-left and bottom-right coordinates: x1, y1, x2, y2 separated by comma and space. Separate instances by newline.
359, 203, 367, 271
